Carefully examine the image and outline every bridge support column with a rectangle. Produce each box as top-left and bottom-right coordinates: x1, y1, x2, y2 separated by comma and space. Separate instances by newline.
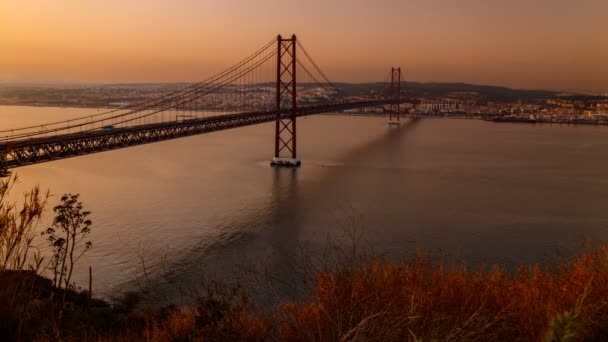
388, 67, 401, 125
271, 34, 301, 167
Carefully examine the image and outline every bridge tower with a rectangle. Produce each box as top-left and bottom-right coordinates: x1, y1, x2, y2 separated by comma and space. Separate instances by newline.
388, 67, 401, 125
271, 34, 301, 167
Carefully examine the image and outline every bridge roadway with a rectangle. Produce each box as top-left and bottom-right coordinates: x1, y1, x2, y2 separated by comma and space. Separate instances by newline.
0, 99, 404, 172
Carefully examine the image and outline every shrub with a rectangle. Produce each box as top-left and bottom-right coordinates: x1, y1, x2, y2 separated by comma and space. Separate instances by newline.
0, 174, 48, 272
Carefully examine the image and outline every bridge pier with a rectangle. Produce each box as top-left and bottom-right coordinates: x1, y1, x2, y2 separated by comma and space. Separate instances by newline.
271, 34, 301, 168
270, 157, 301, 167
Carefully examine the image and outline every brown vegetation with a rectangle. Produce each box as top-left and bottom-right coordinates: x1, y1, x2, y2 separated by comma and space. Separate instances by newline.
277, 249, 608, 341
96, 246, 607, 341
5, 246, 608, 341
0, 174, 47, 272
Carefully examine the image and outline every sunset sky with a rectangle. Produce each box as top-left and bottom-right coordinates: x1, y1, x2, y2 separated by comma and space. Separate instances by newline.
1, 0, 606, 93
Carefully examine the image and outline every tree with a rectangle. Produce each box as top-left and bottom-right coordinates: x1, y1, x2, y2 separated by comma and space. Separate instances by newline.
44, 194, 93, 337
44, 193, 92, 290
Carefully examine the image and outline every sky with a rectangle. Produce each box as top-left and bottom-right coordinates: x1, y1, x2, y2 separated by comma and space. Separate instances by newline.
1, 0, 607, 93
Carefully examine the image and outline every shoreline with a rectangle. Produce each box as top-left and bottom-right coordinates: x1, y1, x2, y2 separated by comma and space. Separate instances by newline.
2, 103, 608, 127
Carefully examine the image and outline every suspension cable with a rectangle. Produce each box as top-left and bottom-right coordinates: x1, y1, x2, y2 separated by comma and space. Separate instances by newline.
0, 38, 276, 138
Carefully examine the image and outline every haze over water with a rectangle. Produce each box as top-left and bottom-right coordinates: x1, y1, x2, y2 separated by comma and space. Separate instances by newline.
3, 105, 608, 303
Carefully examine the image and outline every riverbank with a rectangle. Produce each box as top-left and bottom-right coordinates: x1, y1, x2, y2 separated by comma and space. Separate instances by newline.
4, 103, 607, 129
2, 244, 608, 341
490, 115, 608, 125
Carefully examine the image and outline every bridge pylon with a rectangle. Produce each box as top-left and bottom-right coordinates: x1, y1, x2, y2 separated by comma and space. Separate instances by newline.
271, 34, 301, 167
388, 67, 401, 125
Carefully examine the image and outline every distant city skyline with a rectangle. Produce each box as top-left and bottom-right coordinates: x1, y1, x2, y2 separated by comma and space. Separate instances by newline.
1, 0, 606, 93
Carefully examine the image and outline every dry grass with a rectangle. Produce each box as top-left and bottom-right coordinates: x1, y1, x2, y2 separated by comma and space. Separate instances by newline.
277, 247, 608, 341
99, 282, 275, 341
0, 174, 48, 272
3, 246, 608, 341
93, 246, 608, 341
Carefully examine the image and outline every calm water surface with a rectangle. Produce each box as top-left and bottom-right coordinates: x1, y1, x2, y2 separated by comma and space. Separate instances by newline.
2, 105, 608, 303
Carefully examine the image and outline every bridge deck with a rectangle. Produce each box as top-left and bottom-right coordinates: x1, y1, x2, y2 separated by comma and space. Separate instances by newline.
0, 99, 399, 170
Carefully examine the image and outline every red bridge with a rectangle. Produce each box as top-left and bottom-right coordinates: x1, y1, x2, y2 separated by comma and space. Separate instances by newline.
0, 35, 411, 175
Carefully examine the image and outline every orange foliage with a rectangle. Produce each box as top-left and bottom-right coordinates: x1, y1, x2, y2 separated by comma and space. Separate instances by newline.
98, 246, 608, 341
278, 247, 608, 341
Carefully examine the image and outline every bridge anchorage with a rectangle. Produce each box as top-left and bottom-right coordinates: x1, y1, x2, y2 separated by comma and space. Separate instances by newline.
388, 67, 402, 125
271, 34, 300, 167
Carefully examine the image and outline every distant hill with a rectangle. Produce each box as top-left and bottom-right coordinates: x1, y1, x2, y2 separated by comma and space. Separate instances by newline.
0, 81, 596, 108
334, 82, 566, 103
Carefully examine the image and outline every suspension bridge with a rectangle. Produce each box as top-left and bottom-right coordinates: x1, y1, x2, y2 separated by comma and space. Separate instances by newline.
0, 34, 412, 176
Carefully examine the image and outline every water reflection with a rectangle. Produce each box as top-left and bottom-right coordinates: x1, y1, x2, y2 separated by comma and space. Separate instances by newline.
128, 119, 422, 305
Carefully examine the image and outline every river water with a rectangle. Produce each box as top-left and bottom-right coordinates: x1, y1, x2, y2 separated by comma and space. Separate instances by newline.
2, 105, 608, 304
